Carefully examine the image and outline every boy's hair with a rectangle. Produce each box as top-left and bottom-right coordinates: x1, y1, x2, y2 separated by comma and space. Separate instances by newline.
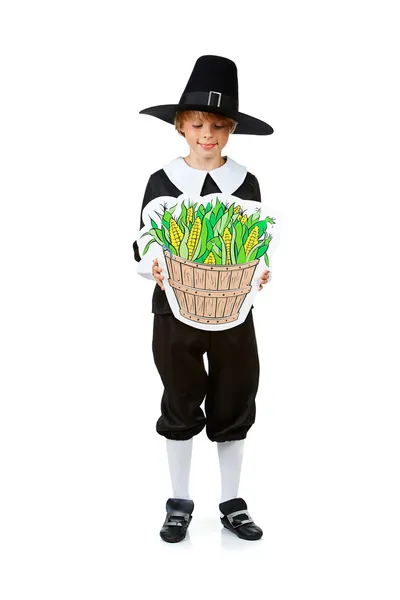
174, 110, 237, 136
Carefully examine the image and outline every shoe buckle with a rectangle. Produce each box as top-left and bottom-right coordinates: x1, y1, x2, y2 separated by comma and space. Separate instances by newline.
166, 514, 189, 527
227, 510, 253, 528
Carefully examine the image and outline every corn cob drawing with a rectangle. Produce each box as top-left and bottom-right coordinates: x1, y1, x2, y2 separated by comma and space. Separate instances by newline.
187, 217, 201, 260
244, 225, 259, 255
186, 206, 194, 226
223, 227, 232, 265
170, 218, 184, 252
204, 251, 216, 264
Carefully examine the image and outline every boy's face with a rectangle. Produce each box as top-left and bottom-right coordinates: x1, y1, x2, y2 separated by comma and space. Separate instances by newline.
180, 113, 230, 160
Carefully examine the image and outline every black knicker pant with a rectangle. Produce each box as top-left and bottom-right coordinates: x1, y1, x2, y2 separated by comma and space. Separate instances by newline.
152, 310, 260, 442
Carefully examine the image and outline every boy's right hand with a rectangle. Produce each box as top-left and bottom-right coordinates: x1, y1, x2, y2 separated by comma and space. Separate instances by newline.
152, 258, 165, 291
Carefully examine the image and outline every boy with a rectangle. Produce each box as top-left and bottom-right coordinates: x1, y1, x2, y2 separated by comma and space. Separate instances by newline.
133, 55, 274, 542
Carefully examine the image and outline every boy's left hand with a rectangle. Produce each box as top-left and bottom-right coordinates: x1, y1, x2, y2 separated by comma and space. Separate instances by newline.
258, 270, 271, 291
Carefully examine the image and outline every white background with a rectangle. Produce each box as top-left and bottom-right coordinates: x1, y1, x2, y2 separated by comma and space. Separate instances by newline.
1, 1, 399, 599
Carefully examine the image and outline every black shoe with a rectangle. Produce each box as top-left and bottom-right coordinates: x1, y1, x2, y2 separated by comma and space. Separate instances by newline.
219, 497, 263, 540
160, 498, 194, 543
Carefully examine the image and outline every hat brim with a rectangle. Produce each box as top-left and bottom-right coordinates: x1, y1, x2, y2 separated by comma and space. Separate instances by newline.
139, 104, 273, 135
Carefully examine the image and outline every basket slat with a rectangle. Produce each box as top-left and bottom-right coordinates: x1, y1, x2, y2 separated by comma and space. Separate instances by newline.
185, 292, 195, 314
233, 295, 245, 314
165, 255, 172, 278
195, 295, 205, 316
175, 289, 187, 311
182, 264, 194, 287
218, 271, 231, 290
205, 270, 218, 290
224, 296, 237, 316
216, 298, 227, 317
229, 269, 244, 289
194, 268, 205, 289
204, 297, 217, 317
241, 265, 257, 286
171, 259, 182, 282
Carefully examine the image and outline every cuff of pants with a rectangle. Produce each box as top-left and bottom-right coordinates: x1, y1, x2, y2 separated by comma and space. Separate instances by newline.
156, 421, 206, 441
207, 434, 249, 443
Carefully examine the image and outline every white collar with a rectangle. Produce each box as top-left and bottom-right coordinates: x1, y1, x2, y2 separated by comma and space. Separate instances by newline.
162, 156, 247, 197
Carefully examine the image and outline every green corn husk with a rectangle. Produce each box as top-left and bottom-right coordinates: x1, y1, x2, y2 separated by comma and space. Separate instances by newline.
178, 221, 190, 259
162, 223, 171, 244
140, 228, 164, 245
211, 241, 222, 258
230, 224, 237, 264
142, 238, 155, 255
214, 203, 234, 236
177, 202, 187, 231
195, 218, 208, 260
141, 197, 275, 267
234, 220, 243, 253
255, 235, 272, 259
219, 234, 227, 264
246, 239, 265, 262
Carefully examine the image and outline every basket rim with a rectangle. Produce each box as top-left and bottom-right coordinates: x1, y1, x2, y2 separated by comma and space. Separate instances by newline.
163, 249, 259, 271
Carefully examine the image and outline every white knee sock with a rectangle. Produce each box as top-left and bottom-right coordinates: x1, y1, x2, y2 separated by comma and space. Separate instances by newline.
217, 439, 245, 504
166, 438, 193, 500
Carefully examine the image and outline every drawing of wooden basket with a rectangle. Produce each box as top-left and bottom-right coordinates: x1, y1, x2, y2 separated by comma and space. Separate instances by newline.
163, 249, 259, 325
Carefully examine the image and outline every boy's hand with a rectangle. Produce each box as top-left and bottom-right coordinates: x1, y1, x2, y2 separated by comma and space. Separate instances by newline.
258, 269, 270, 291
152, 258, 165, 291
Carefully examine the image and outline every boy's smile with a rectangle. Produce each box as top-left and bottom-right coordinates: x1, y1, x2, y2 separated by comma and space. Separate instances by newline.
199, 142, 217, 150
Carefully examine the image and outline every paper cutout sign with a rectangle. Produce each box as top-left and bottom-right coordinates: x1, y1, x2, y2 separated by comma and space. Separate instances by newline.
136, 193, 280, 331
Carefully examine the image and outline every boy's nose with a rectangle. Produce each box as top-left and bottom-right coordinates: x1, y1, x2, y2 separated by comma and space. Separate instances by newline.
201, 126, 213, 138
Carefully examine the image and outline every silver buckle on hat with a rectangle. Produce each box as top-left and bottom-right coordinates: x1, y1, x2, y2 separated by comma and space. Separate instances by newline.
208, 90, 222, 107
226, 510, 253, 528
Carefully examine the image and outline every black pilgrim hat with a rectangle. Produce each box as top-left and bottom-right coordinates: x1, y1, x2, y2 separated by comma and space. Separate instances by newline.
139, 55, 274, 136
